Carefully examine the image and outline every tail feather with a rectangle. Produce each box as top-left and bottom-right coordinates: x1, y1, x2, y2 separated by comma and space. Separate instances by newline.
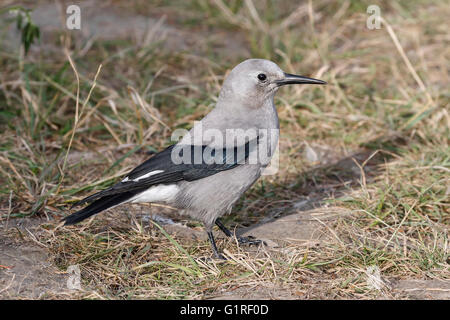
63, 191, 140, 225
70, 188, 114, 209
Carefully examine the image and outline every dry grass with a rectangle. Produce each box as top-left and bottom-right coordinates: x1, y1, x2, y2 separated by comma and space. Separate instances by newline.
0, 0, 448, 299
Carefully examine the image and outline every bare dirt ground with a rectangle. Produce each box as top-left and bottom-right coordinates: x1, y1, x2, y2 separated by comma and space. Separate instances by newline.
0, 219, 69, 299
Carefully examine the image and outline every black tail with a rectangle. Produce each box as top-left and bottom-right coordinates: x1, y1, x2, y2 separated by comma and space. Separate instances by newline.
63, 191, 140, 225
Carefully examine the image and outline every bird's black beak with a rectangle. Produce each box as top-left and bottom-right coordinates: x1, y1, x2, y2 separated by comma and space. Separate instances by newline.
275, 73, 326, 86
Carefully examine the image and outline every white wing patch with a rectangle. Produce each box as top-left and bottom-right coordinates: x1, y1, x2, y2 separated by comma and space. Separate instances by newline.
122, 170, 164, 183
130, 184, 179, 203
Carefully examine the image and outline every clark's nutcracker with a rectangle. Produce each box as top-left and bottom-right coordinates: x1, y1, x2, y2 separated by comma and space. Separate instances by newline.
63, 59, 326, 259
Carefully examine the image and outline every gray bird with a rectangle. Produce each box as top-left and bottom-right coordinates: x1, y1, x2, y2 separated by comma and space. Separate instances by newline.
63, 59, 326, 259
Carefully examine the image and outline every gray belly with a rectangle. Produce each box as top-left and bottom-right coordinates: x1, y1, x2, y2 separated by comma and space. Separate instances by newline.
173, 164, 262, 227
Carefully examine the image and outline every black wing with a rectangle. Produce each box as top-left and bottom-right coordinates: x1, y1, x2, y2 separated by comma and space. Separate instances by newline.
72, 139, 257, 207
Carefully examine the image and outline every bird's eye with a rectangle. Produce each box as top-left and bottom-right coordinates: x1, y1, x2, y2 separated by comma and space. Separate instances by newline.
257, 73, 267, 81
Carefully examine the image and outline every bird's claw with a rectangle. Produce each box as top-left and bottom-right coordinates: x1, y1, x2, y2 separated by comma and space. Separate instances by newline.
236, 236, 266, 246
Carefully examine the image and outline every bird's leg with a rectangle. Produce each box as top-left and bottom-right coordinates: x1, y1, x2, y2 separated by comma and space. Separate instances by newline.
207, 230, 226, 260
215, 219, 233, 237
215, 219, 265, 246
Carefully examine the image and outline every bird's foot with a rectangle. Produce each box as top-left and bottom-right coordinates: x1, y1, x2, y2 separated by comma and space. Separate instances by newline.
215, 219, 266, 247
199, 254, 227, 262
236, 235, 266, 246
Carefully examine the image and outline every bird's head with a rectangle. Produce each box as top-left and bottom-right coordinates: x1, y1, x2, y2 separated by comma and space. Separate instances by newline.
219, 59, 326, 108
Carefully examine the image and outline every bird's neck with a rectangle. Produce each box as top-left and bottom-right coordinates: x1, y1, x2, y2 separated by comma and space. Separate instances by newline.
180, 97, 279, 150
214, 96, 279, 130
